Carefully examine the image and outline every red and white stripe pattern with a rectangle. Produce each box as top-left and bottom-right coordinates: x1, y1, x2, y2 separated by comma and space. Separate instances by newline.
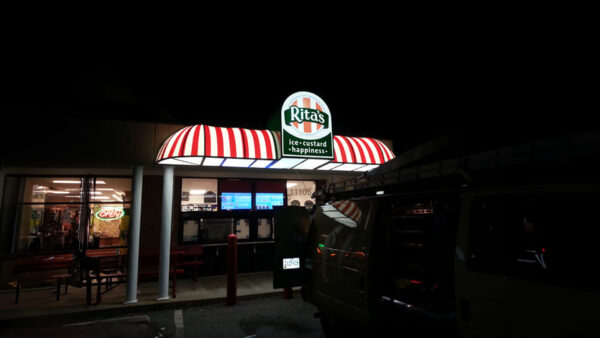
330, 200, 362, 224
289, 96, 326, 134
156, 124, 395, 168
332, 135, 395, 164
156, 124, 278, 163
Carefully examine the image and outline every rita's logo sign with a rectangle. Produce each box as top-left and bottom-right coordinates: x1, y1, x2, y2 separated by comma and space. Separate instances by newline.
286, 103, 329, 135
281, 92, 333, 158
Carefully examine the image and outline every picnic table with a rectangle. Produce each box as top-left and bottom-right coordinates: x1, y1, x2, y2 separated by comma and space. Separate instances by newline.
84, 248, 127, 305
11, 253, 75, 304
10, 246, 204, 305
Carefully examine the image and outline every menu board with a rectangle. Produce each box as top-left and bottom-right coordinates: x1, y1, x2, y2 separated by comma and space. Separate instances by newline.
221, 193, 252, 210
256, 193, 284, 210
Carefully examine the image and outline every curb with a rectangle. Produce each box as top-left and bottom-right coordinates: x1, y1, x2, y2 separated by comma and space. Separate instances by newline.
0, 289, 301, 328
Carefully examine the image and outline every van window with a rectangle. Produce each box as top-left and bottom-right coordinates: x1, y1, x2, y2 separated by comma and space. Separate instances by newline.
389, 202, 436, 283
385, 200, 459, 299
468, 193, 600, 291
312, 199, 374, 278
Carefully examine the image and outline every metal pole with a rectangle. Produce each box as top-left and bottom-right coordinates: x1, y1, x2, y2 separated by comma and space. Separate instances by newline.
226, 233, 238, 305
125, 165, 143, 304
157, 165, 174, 301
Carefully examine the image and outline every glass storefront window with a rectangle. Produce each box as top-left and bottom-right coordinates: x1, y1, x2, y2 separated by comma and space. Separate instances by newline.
257, 218, 273, 239
287, 180, 316, 209
92, 177, 132, 203
11, 176, 131, 252
235, 219, 250, 240
89, 203, 131, 248
178, 179, 291, 244
15, 204, 81, 251
183, 220, 199, 243
182, 179, 218, 212
200, 218, 234, 242
22, 177, 83, 203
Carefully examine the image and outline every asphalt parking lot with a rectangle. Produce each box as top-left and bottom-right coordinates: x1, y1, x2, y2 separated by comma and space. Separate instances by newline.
0, 293, 325, 338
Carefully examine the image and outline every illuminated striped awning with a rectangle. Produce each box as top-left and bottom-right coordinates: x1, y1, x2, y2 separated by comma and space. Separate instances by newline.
333, 136, 394, 164
156, 125, 278, 166
315, 135, 395, 171
156, 124, 394, 171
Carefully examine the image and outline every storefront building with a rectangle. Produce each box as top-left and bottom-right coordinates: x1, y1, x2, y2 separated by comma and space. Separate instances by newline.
0, 92, 394, 301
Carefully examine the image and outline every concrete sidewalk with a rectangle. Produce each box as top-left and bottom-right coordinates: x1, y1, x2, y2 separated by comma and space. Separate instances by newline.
0, 271, 296, 325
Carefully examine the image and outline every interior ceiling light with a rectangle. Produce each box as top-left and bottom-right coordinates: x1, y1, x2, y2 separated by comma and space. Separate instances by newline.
189, 190, 207, 195
52, 180, 81, 184
293, 159, 331, 170
269, 158, 305, 169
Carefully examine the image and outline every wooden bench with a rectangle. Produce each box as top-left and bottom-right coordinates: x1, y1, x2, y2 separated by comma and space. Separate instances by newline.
11, 253, 75, 304
138, 249, 185, 298
174, 245, 205, 282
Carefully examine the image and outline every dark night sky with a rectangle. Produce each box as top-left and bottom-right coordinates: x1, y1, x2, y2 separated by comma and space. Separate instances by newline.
6, 30, 595, 155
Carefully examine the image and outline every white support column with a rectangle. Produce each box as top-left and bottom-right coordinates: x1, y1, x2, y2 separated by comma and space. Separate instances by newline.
157, 165, 174, 301
125, 165, 143, 304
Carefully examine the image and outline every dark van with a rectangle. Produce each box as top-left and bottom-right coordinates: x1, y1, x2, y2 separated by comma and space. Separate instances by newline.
302, 132, 600, 338
304, 193, 460, 337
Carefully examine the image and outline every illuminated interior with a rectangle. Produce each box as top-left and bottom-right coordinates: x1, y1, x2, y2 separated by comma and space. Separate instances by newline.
15, 177, 131, 251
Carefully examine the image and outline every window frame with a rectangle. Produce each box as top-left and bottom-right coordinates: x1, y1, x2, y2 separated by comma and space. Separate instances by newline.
178, 177, 319, 245
5, 174, 132, 254
466, 190, 600, 291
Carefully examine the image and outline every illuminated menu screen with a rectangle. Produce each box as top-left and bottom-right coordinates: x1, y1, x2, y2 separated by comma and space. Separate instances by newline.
221, 193, 252, 210
256, 193, 284, 210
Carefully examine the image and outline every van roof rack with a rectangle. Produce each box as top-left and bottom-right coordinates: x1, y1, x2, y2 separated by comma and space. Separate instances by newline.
319, 131, 600, 198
